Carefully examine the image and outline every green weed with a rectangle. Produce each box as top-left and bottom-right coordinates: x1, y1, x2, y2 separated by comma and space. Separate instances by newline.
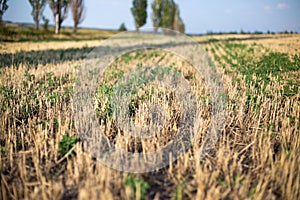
59, 133, 78, 157
124, 174, 149, 200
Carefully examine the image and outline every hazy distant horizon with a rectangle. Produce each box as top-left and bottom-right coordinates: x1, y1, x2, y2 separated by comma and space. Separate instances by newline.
4, 20, 298, 35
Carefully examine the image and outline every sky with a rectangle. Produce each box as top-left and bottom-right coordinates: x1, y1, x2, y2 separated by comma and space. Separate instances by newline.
3, 0, 300, 34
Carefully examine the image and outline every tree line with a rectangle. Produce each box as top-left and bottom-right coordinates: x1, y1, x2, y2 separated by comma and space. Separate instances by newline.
0, 0, 85, 34
0, 0, 185, 34
132, 0, 185, 33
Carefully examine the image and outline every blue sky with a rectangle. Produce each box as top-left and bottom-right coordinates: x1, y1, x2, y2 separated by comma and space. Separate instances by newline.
3, 0, 300, 34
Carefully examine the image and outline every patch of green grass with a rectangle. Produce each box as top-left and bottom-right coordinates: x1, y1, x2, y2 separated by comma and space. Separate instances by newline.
174, 179, 187, 200
95, 64, 182, 123
95, 83, 115, 123
219, 42, 299, 104
248, 186, 257, 197
0, 145, 6, 153
59, 133, 78, 157
123, 174, 149, 200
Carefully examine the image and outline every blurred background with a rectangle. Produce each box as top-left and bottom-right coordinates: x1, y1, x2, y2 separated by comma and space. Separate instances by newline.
2, 0, 300, 34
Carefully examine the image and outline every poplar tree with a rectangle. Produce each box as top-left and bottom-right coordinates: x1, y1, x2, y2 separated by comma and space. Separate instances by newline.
131, 0, 147, 32
70, 0, 85, 33
28, 0, 47, 30
0, 0, 8, 26
151, 0, 162, 33
151, 0, 185, 33
48, 0, 69, 34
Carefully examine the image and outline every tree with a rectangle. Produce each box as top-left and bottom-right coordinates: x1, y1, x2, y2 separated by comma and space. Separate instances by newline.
161, 0, 175, 30
0, 0, 8, 26
28, 0, 47, 30
131, 0, 147, 32
42, 15, 49, 30
48, 0, 69, 34
70, 0, 85, 33
151, 0, 185, 34
151, 0, 162, 33
119, 23, 127, 31
173, 4, 185, 33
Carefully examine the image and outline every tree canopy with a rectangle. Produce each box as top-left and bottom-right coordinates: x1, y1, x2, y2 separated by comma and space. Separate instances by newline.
28, 0, 47, 30
131, 0, 147, 32
70, 0, 85, 33
0, 0, 9, 26
151, 0, 185, 33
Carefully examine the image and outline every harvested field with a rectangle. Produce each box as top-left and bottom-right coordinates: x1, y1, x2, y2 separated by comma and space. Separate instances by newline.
0, 30, 299, 200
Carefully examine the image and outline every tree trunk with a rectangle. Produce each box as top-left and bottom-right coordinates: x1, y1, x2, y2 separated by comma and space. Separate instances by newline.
55, 13, 59, 34
0, 16, 3, 27
35, 20, 39, 30
55, 1, 61, 34
73, 23, 78, 34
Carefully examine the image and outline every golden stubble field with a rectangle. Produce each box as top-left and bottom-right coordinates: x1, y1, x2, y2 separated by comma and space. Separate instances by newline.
0, 31, 299, 200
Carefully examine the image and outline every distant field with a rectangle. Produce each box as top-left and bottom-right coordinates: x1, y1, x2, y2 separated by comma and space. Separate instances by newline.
0, 26, 299, 200
0, 25, 117, 42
